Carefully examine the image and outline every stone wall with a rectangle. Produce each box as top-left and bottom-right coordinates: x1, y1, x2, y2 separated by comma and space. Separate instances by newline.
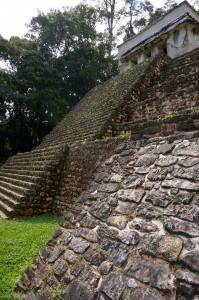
15, 131, 199, 300
104, 47, 199, 140
53, 137, 128, 215
102, 53, 170, 138
113, 109, 199, 139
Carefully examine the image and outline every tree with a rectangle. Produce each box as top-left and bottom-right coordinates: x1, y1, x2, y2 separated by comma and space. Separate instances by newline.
0, 4, 118, 158
148, 0, 177, 24
0, 36, 68, 154
27, 4, 116, 102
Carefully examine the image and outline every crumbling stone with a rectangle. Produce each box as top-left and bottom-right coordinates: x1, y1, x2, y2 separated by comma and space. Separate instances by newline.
125, 255, 174, 291
130, 287, 164, 300
48, 246, 65, 263
100, 272, 125, 300
180, 251, 199, 272
64, 280, 95, 300
164, 218, 199, 237
69, 237, 90, 254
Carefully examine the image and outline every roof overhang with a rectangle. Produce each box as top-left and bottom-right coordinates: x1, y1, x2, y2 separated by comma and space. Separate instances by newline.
118, 1, 199, 61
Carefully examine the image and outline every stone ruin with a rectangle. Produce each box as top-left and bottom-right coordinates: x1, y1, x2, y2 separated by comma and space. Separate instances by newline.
0, 2, 199, 299
118, 1, 199, 73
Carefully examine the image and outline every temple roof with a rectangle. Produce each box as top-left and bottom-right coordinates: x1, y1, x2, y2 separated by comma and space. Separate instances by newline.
118, 1, 199, 60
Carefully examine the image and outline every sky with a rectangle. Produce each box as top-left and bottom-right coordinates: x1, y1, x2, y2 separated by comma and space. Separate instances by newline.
0, 0, 167, 40
0, 0, 84, 39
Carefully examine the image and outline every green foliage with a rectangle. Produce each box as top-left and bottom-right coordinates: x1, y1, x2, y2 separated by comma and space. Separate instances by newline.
181, 198, 191, 205
0, 4, 117, 159
52, 284, 66, 300
0, 213, 59, 299
119, 130, 131, 138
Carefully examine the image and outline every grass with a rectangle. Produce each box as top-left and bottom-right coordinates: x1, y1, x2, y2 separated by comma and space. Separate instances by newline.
0, 213, 60, 300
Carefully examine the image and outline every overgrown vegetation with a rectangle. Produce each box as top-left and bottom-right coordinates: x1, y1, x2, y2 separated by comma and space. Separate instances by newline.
0, 213, 59, 300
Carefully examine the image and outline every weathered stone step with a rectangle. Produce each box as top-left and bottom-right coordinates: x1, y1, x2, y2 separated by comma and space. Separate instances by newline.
41, 112, 112, 145
10, 144, 65, 161
0, 185, 26, 201
151, 68, 199, 87
57, 112, 110, 126
135, 88, 199, 115
9, 149, 61, 163
0, 199, 14, 215
0, 209, 8, 219
3, 159, 49, 168
150, 69, 198, 86
49, 122, 104, 136
0, 192, 19, 208
44, 112, 109, 133
44, 131, 96, 144
4, 160, 61, 171
0, 172, 40, 182
167, 57, 199, 71
0, 168, 45, 177
42, 129, 98, 144
3, 161, 46, 169
148, 50, 199, 86
0, 180, 30, 195
43, 120, 105, 142
142, 72, 199, 100
8, 154, 55, 164
0, 176, 35, 188
2, 164, 47, 172
114, 109, 199, 137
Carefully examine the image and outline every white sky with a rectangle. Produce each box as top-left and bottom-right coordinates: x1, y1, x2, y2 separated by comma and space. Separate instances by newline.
0, 0, 84, 39
0, 0, 168, 40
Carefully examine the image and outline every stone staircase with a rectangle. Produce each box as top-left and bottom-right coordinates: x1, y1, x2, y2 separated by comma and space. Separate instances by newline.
0, 56, 157, 219
0, 48, 198, 219
132, 47, 199, 121
40, 55, 163, 147
111, 47, 199, 138
0, 144, 67, 218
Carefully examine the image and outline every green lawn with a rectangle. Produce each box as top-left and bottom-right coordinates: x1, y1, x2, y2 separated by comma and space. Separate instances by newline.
0, 213, 60, 300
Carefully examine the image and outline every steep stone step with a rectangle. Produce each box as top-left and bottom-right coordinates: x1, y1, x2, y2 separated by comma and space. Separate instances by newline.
113, 109, 199, 137
0, 169, 45, 177
10, 144, 65, 161
2, 164, 47, 172
3, 159, 55, 168
0, 176, 35, 188
7, 152, 58, 164
41, 129, 100, 145
0, 180, 30, 196
8, 155, 55, 164
0, 192, 19, 208
140, 79, 199, 101
43, 131, 97, 145
0, 199, 15, 215
0, 185, 26, 202
0, 172, 40, 183
150, 55, 199, 85
0, 210, 8, 219
151, 68, 198, 85
133, 89, 199, 122
42, 116, 109, 143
